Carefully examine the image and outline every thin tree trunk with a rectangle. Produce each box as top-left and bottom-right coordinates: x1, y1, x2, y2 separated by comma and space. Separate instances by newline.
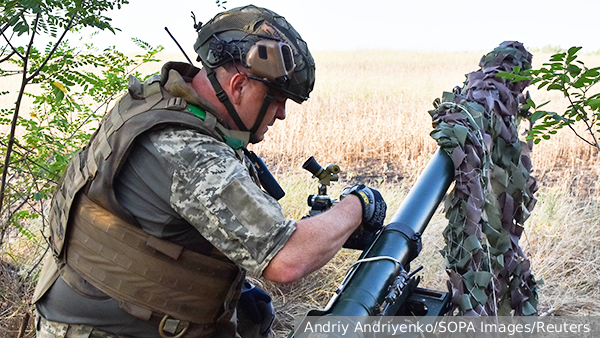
0, 13, 39, 242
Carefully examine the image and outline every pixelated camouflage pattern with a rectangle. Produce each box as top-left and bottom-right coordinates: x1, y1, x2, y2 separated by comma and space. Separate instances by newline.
148, 126, 296, 275
36, 316, 117, 338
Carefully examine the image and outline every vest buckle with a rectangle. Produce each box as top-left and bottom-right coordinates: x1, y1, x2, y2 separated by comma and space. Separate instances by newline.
158, 315, 190, 338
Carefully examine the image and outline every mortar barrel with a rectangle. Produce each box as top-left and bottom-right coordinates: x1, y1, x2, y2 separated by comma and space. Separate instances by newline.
326, 148, 454, 316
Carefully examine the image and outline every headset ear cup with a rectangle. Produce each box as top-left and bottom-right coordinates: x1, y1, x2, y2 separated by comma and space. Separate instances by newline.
247, 40, 296, 82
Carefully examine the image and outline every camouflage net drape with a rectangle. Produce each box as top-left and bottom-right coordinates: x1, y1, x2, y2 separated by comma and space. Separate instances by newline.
429, 41, 539, 316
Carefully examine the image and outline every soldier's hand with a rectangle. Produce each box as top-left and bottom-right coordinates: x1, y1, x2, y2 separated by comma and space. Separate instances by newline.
238, 280, 275, 335
341, 184, 387, 231
340, 184, 387, 250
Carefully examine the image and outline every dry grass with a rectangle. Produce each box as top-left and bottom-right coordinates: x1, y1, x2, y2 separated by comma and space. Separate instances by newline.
3, 50, 600, 337
252, 51, 483, 180
523, 188, 600, 315
0, 261, 34, 338
249, 50, 600, 334
253, 51, 600, 194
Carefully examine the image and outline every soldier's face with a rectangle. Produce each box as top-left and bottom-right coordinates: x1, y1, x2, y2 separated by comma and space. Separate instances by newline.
241, 81, 288, 142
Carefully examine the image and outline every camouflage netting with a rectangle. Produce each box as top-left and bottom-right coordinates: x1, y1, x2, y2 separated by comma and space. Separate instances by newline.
429, 41, 539, 316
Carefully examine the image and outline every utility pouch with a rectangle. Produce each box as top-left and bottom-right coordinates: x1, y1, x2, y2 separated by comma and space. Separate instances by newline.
64, 194, 244, 324
244, 150, 285, 200
236, 280, 275, 338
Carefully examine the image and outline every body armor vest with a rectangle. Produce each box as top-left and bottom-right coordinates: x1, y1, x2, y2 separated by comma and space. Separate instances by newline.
37, 72, 247, 325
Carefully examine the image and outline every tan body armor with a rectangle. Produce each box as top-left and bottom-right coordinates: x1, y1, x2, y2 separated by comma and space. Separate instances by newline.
34, 70, 247, 326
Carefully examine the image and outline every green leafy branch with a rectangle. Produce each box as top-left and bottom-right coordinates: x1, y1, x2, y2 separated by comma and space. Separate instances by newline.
0, 2, 164, 334
215, 0, 228, 9
0, 40, 162, 247
498, 46, 600, 150
0, 0, 131, 220
0, 0, 163, 256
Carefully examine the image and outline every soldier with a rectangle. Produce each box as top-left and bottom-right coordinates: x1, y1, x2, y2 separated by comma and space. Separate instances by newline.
33, 5, 386, 338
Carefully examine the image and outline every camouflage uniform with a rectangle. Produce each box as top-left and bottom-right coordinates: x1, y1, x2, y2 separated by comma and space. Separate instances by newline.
150, 127, 295, 273
34, 62, 296, 337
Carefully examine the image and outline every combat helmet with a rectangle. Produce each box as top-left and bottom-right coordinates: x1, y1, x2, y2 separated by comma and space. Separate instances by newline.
194, 5, 315, 141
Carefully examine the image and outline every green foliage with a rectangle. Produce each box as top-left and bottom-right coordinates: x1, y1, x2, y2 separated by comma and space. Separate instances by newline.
2, 40, 162, 210
1, 0, 130, 36
0, 0, 162, 268
498, 47, 600, 150
215, 0, 228, 9
0, 40, 163, 242
528, 45, 566, 54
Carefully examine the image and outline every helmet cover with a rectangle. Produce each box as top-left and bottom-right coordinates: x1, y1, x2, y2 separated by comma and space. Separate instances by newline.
194, 5, 315, 103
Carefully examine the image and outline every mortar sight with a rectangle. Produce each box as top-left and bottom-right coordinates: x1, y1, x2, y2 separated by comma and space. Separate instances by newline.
302, 156, 340, 186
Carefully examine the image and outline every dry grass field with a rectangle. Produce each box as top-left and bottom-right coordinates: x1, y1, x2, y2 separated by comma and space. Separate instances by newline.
253, 50, 600, 193
2, 49, 600, 337
250, 50, 600, 334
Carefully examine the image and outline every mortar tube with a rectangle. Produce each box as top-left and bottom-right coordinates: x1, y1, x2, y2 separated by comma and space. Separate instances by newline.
326, 148, 454, 316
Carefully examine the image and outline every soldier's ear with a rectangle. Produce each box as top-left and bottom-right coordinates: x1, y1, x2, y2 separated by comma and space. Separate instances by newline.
229, 72, 248, 105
